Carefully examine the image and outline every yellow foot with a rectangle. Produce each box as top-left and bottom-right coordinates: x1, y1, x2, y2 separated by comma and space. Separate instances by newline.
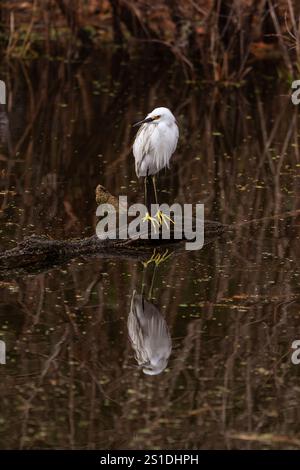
142, 212, 159, 232
155, 210, 175, 228
153, 249, 173, 266
142, 249, 173, 268
142, 248, 158, 268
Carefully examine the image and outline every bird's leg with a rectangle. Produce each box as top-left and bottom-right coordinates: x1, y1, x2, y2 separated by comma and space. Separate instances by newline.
143, 175, 159, 231
151, 175, 175, 228
147, 264, 157, 300
152, 175, 158, 206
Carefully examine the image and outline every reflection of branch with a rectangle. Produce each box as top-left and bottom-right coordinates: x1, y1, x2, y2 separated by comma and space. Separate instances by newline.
20, 326, 70, 449
231, 209, 300, 229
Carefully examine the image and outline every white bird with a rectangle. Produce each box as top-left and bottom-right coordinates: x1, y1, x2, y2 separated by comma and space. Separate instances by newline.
128, 291, 172, 375
132, 107, 179, 228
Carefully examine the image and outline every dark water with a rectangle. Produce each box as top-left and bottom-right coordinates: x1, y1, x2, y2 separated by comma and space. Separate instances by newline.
0, 50, 300, 449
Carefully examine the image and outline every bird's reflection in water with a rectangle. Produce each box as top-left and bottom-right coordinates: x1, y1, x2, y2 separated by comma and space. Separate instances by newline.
128, 263, 172, 376
0, 108, 9, 147
127, 255, 172, 375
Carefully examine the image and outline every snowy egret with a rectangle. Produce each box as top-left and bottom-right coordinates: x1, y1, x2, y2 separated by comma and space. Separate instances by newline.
128, 291, 172, 375
95, 185, 118, 207
133, 107, 179, 228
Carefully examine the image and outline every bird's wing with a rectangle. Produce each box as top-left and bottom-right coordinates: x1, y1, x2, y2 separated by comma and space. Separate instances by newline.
128, 294, 172, 370
133, 124, 156, 175
171, 123, 179, 154
128, 294, 150, 365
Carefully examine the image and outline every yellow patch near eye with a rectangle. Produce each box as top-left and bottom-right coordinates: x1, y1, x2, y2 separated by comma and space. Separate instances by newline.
153, 115, 161, 120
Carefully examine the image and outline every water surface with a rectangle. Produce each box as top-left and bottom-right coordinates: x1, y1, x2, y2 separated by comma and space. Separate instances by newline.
0, 51, 300, 449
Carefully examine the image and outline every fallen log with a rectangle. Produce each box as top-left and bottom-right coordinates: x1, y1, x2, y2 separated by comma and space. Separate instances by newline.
0, 185, 227, 276
0, 221, 227, 277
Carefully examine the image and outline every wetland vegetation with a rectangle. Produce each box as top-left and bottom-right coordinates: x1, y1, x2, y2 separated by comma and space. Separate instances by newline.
0, 0, 300, 451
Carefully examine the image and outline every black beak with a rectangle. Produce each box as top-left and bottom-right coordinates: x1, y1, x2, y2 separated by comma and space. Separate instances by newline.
132, 117, 153, 128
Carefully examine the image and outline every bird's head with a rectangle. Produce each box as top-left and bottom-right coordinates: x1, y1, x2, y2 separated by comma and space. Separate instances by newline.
141, 358, 169, 376
133, 107, 176, 127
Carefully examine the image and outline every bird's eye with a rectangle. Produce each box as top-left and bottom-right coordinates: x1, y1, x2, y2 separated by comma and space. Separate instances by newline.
153, 115, 161, 120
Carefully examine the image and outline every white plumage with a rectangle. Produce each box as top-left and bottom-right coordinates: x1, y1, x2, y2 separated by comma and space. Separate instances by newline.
133, 107, 179, 177
128, 291, 172, 375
